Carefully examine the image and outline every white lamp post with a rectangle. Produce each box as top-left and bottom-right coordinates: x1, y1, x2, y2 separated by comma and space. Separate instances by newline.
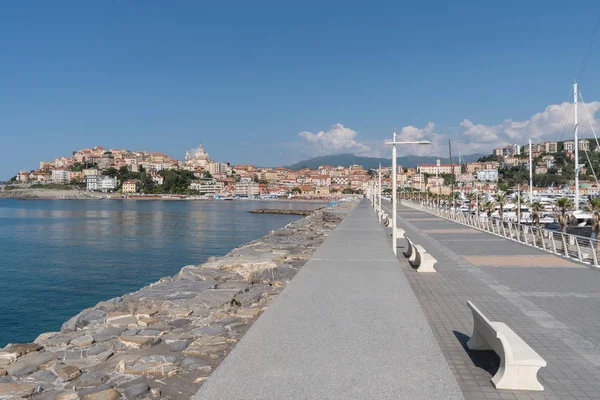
385, 131, 430, 255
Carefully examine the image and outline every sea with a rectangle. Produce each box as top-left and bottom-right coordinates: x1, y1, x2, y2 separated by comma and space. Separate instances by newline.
0, 199, 321, 347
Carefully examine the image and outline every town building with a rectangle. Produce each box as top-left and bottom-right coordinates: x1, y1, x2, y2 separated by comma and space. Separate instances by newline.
122, 180, 137, 193
476, 169, 499, 182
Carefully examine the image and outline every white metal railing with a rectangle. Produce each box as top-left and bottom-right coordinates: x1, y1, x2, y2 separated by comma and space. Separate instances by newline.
401, 200, 600, 268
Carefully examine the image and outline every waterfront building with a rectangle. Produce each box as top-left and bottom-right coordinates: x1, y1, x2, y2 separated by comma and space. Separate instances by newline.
86, 175, 117, 192
51, 169, 70, 184
17, 171, 30, 182
234, 180, 259, 196
122, 180, 137, 193
190, 179, 225, 195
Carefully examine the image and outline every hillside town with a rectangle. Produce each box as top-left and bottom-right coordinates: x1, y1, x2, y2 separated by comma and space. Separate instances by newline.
9, 145, 371, 198
8, 137, 600, 199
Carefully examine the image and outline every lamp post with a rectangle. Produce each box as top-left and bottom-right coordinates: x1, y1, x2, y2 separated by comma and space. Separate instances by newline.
386, 131, 430, 255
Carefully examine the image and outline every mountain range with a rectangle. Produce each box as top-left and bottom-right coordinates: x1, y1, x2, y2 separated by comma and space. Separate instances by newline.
284, 153, 485, 171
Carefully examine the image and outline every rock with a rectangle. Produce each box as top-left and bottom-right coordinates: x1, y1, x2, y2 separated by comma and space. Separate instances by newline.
116, 358, 179, 377
0, 368, 6, 377
165, 308, 192, 318
137, 330, 161, 337
55, 391, 78, 400
190, 325, 226, 337
149, 388, 160, 398
105, 312, 131, 323
121, 329, 139, 336
70, 335, 94, 348
123, 382, 149, 399
82, 387, 120, 400
34, 332, 59, 344
235, 308, 262, 319
118, 336, 160, 349
176, 266, 241, 282
6, 351, 57, 377
55, 364, 81, 381
78, 309, 107, 328
61, 315, 80, 333
0, 343, 42, 363
0, 382, 40, 398
233, 284, 275, 307
200, 256, 282, 282
24, 369, 57, 384
252, 265, 299, 285
180, 357, 209, 370
165, 339, 189, 352
86, 346, 108, 356
95, 301, 119, 312
168, 318, 190, 328
137, 317, 159, 327
73, 371, 107, 389
94, 351, 114, 362
77, 383, 111, 398
57, 391, 79, 400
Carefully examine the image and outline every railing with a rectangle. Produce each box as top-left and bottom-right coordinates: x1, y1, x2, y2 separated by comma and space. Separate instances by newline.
401, 200, 600, 269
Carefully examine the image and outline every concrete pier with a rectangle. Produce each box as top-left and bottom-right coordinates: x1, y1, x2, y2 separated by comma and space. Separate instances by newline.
195, 199, 463, 400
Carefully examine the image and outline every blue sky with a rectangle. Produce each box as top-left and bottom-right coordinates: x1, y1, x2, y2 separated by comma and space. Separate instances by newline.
2, 1, 600, 179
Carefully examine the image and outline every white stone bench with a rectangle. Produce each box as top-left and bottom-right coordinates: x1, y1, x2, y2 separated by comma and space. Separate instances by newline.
410, 244, 437, 273
390, 227, 405, 239
466, 301, 546, 391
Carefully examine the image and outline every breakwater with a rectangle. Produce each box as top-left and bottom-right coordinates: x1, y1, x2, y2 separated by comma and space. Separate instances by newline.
249, 209, 316, 216
0, 200, 357, 399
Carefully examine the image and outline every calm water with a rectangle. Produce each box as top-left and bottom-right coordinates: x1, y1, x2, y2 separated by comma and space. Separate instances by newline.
0, 199, 319, 346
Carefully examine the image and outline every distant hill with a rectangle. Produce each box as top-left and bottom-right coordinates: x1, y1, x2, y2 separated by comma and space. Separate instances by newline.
284, 153, 485, 171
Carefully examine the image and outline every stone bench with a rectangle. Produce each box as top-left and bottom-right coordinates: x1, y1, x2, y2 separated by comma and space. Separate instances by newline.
403, 238, 436, 272
466, 301, 547, 391
390, 227, 405, 239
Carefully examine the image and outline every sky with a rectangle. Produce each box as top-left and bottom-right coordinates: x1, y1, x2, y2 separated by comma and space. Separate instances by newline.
2, 1, 600, 179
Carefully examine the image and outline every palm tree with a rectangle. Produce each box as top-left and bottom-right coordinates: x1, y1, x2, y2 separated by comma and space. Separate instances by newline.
495, 191, 509, 220
466, 192, 476, 214
531, 201, 544, 227
482, 200, 495, 219
554, 197, 572, 233
587, 198, 600, 240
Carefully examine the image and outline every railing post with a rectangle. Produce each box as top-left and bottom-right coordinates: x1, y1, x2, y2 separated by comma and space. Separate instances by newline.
551, 233, 557, 254
523, 225, 529, 245
575, 238, 583, 262
561, 234, 569, 257
540, 229, 547, 251
508, 222, 514, 239
591, 239, 599, 268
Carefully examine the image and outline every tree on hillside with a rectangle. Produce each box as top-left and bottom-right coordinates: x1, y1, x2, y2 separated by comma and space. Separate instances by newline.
103, 167, 119, 178
291, 187, 302, 194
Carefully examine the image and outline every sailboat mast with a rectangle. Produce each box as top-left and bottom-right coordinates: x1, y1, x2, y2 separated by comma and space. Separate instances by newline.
529, 139, 533, 201
574, 82, 579, 211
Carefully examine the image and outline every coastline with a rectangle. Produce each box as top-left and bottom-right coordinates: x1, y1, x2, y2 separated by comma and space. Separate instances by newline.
0, 199, 358, 399
0, 187, 333, 202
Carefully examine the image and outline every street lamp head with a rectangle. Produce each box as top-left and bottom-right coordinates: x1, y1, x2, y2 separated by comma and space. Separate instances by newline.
416, 140, 431, 145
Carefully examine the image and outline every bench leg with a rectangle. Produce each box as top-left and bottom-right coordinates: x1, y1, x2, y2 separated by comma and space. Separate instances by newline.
402, 243, 412, 258
467, 314, 493, 351
492, 364, 544, 391
408, 245, 418, 264
417, 258, 436, 272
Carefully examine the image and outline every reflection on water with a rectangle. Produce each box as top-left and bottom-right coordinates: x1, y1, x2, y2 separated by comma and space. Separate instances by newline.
0, 199, 322, 346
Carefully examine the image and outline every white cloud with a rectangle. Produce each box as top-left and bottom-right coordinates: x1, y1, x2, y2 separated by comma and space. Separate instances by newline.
298, 123, 372, 155
295, 101, 600, 160
396, 101, 600, 157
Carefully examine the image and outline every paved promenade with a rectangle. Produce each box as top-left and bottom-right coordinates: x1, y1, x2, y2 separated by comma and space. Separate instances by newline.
383, 201, 600, 400
195, 199, 463, 400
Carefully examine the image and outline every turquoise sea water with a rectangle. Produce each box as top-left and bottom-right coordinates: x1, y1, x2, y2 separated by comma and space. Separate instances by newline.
0, 199, 315, 347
